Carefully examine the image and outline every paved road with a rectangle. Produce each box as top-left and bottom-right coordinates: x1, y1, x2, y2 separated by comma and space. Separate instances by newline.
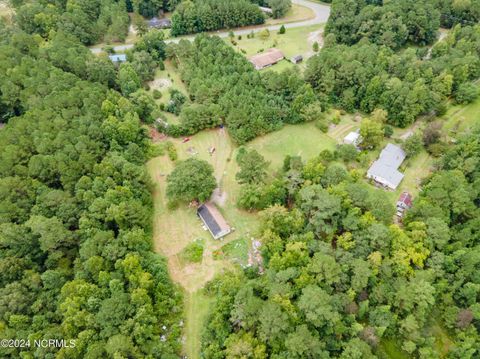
90, 0, 330, 54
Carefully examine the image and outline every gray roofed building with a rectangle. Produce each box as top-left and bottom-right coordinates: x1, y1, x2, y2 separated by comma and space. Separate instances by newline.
109, 54, 127, 63
197, 202, 231, 240
148, 17, 171, 29
366, 143, 406, 190
290, 55, 303, 64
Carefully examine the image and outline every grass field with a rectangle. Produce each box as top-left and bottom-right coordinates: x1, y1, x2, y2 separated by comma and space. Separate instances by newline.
442, 95, 480, 136
0, 1, 13, 22
396, 150, 434, 198
245, 121, 337, 168
147, 128, 259, 358
226, 24, 324, 69
213, 238, 249, 265
265, 3, 315, 25
184, 291, 213, 358
147, 119, 340, 357
378, 339, 410, 359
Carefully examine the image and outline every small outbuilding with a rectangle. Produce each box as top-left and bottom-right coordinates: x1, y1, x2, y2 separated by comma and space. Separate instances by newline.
290, 55, 303, 64
148, 17, 172, 29
259, 6, 273, 15
396, 192, 412, 217
249, 48, 284, 70
197, 202, 231, 240
366, 143, 406, 190
108, 54, 127, 63
343, 131, 362, 146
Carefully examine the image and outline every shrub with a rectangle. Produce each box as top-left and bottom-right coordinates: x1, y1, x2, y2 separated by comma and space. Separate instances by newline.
153, 89, 162, 99
455, 83, 478, 104
165, 141, 178, 161
180, 240, 204, 263
384, 125, 394, 138
315, 119, 328, 132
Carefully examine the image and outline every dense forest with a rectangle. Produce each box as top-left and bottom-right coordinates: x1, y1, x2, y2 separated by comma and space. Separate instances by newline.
165, 35, 318, 143
170, 0, 265, 36
0, 16, 181, 359
326, 0, 480, 48
305, 1, 480, 127
201, 131, 480, 358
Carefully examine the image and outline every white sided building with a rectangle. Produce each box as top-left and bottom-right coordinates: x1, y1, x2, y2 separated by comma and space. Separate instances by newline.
343, 131, 362, 147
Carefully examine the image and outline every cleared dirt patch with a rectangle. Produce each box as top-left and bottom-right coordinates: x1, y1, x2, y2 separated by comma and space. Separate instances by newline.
149, 78, 172, 91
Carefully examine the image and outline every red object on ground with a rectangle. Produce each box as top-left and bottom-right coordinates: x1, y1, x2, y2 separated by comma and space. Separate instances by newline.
182, 137, 191, 143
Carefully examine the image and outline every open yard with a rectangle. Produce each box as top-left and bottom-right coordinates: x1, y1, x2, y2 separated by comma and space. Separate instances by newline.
265, 3, 315, 25
147, 119, 344, 358
245, 121, 337, 168
226, 24, 324, 69
0, 1, 13, 22
442, 95, 480, 136
184, 291, 214, 359
147, 128, 259, 358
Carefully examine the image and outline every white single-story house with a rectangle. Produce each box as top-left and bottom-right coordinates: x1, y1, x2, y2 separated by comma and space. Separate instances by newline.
343, 131, 362, 146
108, 54, 127, 63
259, 6, 273, 15
366, 143, 406, 190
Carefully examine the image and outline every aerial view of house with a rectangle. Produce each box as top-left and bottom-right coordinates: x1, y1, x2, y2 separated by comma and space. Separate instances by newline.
249, 48, 285, 70
367, 143, 406, 190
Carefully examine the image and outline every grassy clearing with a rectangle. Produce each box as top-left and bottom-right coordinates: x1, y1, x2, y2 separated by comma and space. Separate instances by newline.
179, 239, 205, 264
245, 121, 337, 168
149, 59, 188, 124
148, 128, 260, 358
265, 3, 315, 25
0, 1, 13, 22
327, 114, 360, 142
226, 24, 323, 64
442, 95, 480, 136
378, 339, 410, 359
147, 128, 259, 293
395, 150, 434, 198
213, 238, 249, 265
184, 291, 213, 359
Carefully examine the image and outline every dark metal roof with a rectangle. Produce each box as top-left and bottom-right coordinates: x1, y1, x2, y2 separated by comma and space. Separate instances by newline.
197, 203, 230, 238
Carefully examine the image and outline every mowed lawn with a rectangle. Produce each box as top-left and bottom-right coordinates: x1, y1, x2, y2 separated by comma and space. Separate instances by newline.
265, 3, 315, 26
184, 291, 214, 359
244, 122, 337, 168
